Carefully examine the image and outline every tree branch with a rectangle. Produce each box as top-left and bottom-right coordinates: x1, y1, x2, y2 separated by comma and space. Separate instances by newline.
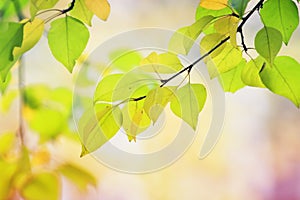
62, 0, 76, 14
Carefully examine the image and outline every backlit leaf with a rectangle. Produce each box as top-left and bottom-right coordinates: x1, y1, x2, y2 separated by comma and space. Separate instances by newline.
30, 0, 59, 18
229, 0, 250, 17
260, 0, 299, 44
21, 172, 60, 200
219, 59, 246, 92
57, 163, 96, 191
70, 0, 94, 26
241, 56, 266, 88
14, 18, 44, 57
85, 0, 110, 21
0, 22, 23, 70
143, 87, 175, 124
200, 33, 227, 58
79, 104, 122, 156
109, 49, 143, 72
196, 6, 231, 20
0, 72, 11, 94
214, 15, 239, 46
48, 16, 89, 72
200, 0, 228, 10
140, 52, 183, 73
169, 15, 215, 55
254, 27, 282, 64
170, 83, 207, 130
260, 56, 300, 107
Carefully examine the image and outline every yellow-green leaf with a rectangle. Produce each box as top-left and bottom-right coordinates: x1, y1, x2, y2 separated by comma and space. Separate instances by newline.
79, 104, 122, 156
109, 49, 143, 72
143, 87, 175, 124
200, 0, 228, 10
241, 56, 266, 88
57, 163, 96, 191
48, 16, 89, 72
30, 0, 59, 18
200, 33, 227, 58
14, 18, 44, 57
85, 0, 110, 21
70, 0, 94, 26
21, 172, 60, 200
0, 133, 15, 156
170, 83, 207, 130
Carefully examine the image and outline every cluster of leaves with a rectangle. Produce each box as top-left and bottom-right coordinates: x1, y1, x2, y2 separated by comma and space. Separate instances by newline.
80, 0, 300, 156
0, 0, 110, 91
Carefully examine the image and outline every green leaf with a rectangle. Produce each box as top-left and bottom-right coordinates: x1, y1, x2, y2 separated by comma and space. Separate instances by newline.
70, 0, 94, 26
0, 90, 18, 112
0, 132, 15, 156
48, 16, 89, 72
0, 72, 11, 94
260, 56, 300, 107
21, 172, 60, 200
140, 52, 183, 73
0, 22, 23, 70
23, 85, 50, 109
57, 163, 96, 191
109, 49, 143, 72
122, 100, 151, 142
85, 0, 110, 21
169, 16, 215, 55
143, 87, 175, 124
260, 0, 299, 44
170, 83, 207, 130
229, 0, 250, 17
241, 56, 266, 88
254, 27, 282, 64
200, 33, 227, 59
0, 0, 29, 19
14, 18, 44, 57
79, 104, 122, 156
30, 0, 59, 18
219, 59, 246, 93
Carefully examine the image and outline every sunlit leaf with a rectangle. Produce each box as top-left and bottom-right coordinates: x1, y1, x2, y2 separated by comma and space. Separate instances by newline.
200, 33, 227, 58
57, 163, 96, 191
30, 0, 59, 18
0, 72, 11, 94
21, 172, 60, 200
170, 83, 207, 130
241, 56, 266, 88
143, 87, 175, 124
254, 27, 282, 64
229, 0, 250, 17
219, 58, 246, 92
0, 133, 15, 156
200, 0, 228, 10
85, 0, 110, 21
0, 90, 18, 112
122, 100, 150, 142
0, 160, 18, 199
14, 18, 44, 57
70, 0, 94, 26
23, 85, 50, 109
214, 15, 239, 46
140, 52, 183, 73
79, 104, 122, 156
0, 22, 23, 70
169, 16, 215, 55
196, 6, 231, 20
0, 0, 29, 19
260, 56, 300, 107
109, 49, 143, 72
48, 16, 89, 72
260, 0, 299, 44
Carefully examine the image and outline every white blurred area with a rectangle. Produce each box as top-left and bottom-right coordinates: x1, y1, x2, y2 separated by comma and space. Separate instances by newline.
3, 0, 300, 199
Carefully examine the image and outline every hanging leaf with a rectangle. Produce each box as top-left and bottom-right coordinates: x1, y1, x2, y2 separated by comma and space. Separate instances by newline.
70, 0, 94, 26
241, 56, 266, 88
0, 22, 23, 70
85, 0, 110, 21
196, 6, 231, 20
229, 0, 250, 17
200, 33, 227, 58
122, 100, 151, 142
21, 172, 60, 200
143, 87, 175, 124
14, 18, 44, 57
169, 15, 215, 55
57, 163, 96, 192
219, 58, 246, 92
214, 15, 239, 46
254, 27, 282, 64
170, 83, 207, 130
30, 0, 59, 18
140, 52, 183, 73
260, 0, 299, 44
200, 0, 228, 10
260, 56, 300, 108
48, 16, 89, 72
79, 104, 122, 156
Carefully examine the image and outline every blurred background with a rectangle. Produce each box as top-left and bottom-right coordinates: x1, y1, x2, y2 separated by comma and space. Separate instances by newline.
1, 0, 300, 199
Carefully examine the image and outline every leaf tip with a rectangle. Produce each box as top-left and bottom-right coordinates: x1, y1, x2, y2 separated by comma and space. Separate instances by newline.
80, 145, 89, 157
